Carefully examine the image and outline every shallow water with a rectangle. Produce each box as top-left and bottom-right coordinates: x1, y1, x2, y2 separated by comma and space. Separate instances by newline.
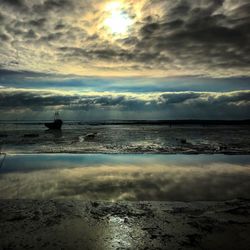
0, 154, 249, 201
1, 123, 250, 154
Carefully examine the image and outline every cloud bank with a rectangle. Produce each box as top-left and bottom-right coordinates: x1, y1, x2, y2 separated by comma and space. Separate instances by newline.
0, 88, 249, 119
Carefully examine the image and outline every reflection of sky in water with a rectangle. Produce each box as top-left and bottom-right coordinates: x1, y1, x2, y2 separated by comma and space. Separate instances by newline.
0, 154, 250, 201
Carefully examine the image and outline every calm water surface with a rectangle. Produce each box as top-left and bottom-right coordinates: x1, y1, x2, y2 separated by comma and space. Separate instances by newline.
0, 154, 249, 201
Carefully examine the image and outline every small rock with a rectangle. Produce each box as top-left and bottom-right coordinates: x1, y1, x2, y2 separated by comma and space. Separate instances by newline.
124, 217, 129, 223
91, 202, 99, 208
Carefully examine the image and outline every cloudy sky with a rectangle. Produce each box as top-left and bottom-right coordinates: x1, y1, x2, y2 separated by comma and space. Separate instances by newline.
0, 0, 250, 120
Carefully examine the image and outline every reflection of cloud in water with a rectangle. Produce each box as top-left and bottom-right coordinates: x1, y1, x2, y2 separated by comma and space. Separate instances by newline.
0, 163, 250, 201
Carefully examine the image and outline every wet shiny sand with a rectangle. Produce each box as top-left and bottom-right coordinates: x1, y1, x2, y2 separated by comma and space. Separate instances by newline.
0, 199, 250, 250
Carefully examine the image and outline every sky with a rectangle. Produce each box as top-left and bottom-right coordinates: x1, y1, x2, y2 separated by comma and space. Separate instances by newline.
0, 0, 250, 120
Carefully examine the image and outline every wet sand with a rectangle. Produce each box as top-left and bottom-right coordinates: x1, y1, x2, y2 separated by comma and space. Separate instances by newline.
0, 199, 250, 249
1, 125, 250, 154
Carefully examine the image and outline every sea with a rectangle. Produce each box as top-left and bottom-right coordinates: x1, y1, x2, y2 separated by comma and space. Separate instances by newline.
0, 154, 249, 201
0, 120, 249, 154
0, 120, 250, 201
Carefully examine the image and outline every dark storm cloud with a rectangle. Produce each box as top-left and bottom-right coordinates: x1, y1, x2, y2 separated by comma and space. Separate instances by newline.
0, 88, 249, 119
0, 69, 63, 78
51, 0, 250, 76
0, 0, 30, 15
0, 90, 75, 108
0, 11, 5, 22
32, 0, 73, 14
137, 0, 250, 73
0, 33, 10, 42
1, 0, 74, 14
0, 0, 91, 69
0, 0, 249, 76
28, 18, 47, 28
1, 0, 25, 9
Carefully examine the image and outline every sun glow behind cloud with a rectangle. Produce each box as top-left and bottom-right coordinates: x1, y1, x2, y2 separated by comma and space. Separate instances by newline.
0, 0, 250, 77
104, 2, 133, 34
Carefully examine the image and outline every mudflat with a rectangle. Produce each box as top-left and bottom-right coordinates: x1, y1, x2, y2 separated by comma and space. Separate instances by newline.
0, 199, 250, 250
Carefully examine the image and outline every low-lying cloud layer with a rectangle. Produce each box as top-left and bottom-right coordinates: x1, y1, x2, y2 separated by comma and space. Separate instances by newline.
0, 0, 250, 77
0, 88, 249, 119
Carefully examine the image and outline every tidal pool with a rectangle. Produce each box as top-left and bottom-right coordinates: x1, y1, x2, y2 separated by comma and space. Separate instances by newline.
0, 154, 249, 201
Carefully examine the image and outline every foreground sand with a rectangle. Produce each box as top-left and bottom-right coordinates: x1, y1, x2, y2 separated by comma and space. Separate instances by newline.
0, 199, 249, 249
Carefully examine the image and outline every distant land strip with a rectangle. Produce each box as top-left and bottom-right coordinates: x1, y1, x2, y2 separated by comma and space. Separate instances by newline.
0, 120, 250, 126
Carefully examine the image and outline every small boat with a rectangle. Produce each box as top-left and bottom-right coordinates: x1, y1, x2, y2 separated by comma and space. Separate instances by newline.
84, 132, 97, 140
45, 112, 63, 130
